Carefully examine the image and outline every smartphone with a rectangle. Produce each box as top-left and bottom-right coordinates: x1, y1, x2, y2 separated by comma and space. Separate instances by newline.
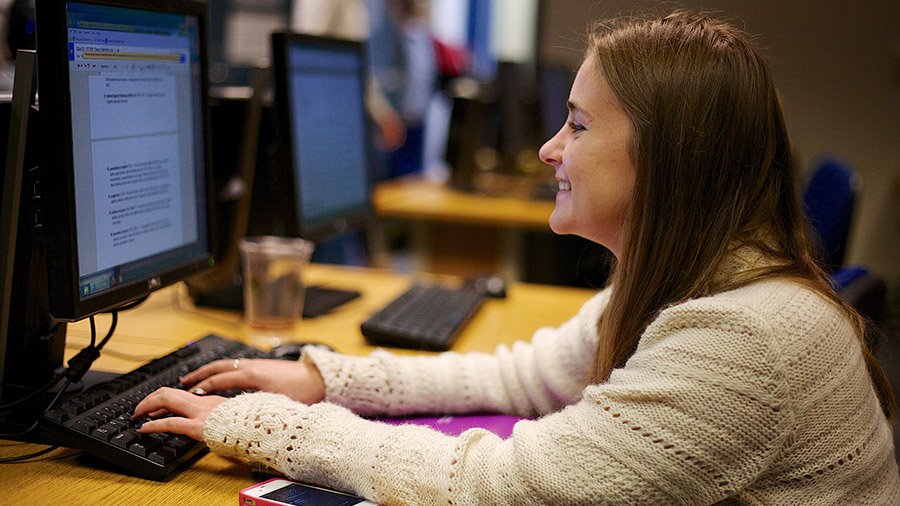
240, 478, 377, 506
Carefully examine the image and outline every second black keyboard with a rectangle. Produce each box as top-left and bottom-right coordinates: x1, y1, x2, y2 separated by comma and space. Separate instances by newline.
360, 283, 486, 351
40, 334, 269, 480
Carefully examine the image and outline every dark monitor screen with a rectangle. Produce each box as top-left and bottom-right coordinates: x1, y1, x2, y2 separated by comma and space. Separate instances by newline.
36, 0, 214, 320
270, 32, 374, 243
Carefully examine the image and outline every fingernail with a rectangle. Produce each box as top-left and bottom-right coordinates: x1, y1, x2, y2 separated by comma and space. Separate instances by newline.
134, 422, 143, 430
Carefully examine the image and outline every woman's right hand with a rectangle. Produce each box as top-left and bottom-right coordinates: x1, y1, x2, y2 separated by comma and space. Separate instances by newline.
178, 357, 325, 405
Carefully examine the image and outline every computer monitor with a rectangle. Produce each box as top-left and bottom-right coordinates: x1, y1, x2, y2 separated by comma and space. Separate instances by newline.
38, 0, 214, 320
0, 0, 213, 407
188, 33, 372, 316
268, 32, 375, 243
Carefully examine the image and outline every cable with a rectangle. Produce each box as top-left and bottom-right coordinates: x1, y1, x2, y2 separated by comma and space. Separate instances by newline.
96, 311, 118, 350
0, 376, 72, 439
0, 444, 61, 463
0, 322, 67, 410
0, 372, 66, 411
2, 310, 120, 412
65, 311, 117, 384
0, 312, 116, 443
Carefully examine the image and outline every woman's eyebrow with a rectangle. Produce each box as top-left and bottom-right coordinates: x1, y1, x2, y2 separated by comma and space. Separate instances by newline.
567, 100, 593, 121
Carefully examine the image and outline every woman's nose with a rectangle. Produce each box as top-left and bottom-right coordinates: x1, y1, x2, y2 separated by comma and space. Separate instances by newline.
539, 128, 563, 167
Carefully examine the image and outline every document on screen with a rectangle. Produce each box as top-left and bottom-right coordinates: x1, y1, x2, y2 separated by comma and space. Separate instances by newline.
87, 73, 185, 272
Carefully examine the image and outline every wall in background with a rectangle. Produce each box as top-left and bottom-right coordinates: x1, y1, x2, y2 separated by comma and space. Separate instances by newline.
539, 0, 900, 304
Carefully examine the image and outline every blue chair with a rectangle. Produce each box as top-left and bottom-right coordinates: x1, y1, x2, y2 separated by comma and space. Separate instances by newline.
802, 158, 858, 272
829, 265, 868, 292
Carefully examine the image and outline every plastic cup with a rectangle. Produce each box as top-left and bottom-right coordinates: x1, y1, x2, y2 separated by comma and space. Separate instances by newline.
239, 236, 314, 349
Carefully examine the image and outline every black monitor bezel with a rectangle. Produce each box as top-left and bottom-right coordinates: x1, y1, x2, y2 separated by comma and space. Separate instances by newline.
36, 0, 216, 321
270, 32, 376, 243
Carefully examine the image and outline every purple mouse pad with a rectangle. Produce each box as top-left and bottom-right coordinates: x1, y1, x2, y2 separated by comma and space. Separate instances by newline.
378, 414, 523, 439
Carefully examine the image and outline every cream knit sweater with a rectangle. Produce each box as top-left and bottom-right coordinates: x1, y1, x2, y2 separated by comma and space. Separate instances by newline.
204, 280, 900, 504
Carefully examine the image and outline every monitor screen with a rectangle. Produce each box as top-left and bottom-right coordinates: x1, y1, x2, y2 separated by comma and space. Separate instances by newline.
270, 33, 374, 242
36, 0, 214, 320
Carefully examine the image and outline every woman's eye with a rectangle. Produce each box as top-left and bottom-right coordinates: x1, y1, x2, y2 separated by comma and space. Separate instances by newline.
567, 121, 585, 133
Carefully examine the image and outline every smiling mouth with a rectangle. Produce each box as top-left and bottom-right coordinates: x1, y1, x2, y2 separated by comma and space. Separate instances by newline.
558, 181, 571, 191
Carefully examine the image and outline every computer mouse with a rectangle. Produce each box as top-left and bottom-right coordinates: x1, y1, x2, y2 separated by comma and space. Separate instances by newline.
467, 275, 507, 299
271, 342, 336, 361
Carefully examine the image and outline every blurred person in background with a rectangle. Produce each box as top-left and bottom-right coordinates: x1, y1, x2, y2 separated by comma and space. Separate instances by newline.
293, 0, 437, 180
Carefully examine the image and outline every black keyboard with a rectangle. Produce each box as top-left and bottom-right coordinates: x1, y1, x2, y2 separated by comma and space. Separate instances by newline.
39, 334, 269, 480
360, 283, 486, 351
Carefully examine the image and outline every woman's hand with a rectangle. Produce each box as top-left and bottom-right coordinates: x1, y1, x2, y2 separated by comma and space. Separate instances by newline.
178, 357, 326, 405
132, 387, 227, 440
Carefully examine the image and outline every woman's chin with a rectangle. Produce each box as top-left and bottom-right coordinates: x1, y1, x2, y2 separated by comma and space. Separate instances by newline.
548, 213, 569, 235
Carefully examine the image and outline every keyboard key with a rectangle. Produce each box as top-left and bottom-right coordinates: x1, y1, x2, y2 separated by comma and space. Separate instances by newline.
91, 425, 118, 442
71, 419, 97, 434
111, 431, 138, 449
44, 410, 69, 423
86, 410, 108, 424
148, 447, 176, 465
60, 401, 87, 415
128, 442, 153, 458
173, 346, 198, 358
146, 433, 169, 447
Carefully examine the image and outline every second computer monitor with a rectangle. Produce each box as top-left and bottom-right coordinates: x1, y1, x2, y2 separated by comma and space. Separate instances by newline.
270, 32, 375, 243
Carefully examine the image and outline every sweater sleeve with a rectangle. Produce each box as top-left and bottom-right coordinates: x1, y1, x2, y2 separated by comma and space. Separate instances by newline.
301, 289, 611, 417
203, 296, 791, 504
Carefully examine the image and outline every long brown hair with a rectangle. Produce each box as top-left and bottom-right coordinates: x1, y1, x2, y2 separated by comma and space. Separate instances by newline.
587, 11, 895, 419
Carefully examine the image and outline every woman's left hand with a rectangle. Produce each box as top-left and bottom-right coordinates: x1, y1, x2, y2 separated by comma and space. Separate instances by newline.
131, 387, 227, 441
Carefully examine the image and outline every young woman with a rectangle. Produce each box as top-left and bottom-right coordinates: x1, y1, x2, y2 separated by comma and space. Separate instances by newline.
134, 11, 899, 503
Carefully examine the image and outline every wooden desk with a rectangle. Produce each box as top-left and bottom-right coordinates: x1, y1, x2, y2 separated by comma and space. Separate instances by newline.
372, 177, 557, 280
373, 176, 554, 230
0, 264, 594, 505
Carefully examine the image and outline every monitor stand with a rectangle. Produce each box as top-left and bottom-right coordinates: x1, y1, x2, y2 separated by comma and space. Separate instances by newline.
1, 50, 66, 442
191, 282, 360, 318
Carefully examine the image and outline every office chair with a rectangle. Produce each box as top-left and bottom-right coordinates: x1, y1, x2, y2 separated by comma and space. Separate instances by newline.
802, 157, 858, 272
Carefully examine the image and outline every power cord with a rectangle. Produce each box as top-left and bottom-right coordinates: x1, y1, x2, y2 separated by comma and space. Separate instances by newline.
1, 294, 147, 409
0, 372, 67, 411
0, 321, 68, 412
0, 311, 118, 460
0, 443, 61, 463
